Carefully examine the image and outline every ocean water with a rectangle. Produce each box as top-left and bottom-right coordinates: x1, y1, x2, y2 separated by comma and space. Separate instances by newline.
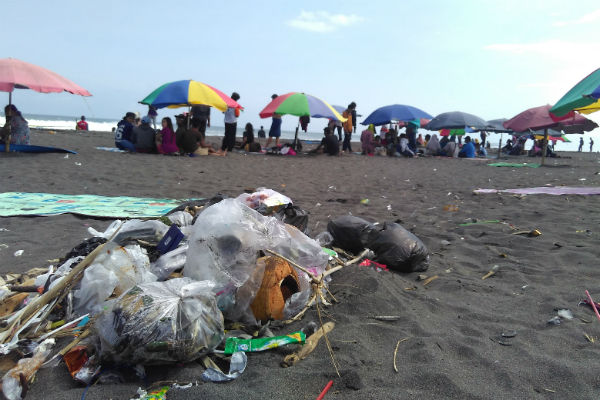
1, 113, 598, 152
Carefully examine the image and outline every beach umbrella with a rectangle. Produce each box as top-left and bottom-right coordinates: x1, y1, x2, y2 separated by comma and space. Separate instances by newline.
504, 105, 596, 165
0, 58, 92, 152
361, 104, 433, 126
259, 92, 346, 149
503, 105, 592, 133
259, 92, 345, 121
424, 111, 488, 131
140, 80, 242, 112
550, 68, 600, 117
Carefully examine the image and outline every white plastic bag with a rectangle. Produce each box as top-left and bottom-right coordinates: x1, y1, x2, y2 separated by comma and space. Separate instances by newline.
74, 243, 156, 315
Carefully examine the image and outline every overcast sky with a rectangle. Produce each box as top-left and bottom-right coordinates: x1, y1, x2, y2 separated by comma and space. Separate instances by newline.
3, 0, 600, 131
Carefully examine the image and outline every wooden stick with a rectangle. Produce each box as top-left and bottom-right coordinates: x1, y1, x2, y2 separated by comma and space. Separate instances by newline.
264, 249, 317, 281
1, 224, 121, 343
393, 338, 409, 372
316, 301, 340, 377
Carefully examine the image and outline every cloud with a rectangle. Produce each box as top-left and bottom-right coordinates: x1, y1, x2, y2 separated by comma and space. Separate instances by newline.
553, 9, 600, 27
287, 11, 363, 33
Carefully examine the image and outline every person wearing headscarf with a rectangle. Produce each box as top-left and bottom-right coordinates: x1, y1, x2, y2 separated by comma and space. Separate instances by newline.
361, 124, 375, 155
425, 133, 441, 155
2, 104, 30, 145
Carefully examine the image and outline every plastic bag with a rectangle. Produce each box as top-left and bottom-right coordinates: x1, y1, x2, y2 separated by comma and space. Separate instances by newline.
367, 222, 429, 272
184, 199, 327, 320
274, 203, 309, 234
2, 339, 54, 400
95, 278, 224, 365
34, 256, 83, 291
88, 219, 169, 246
201, 352, 247, 382
327, 216, 376, 254
151, 244, 188, 280
73, 243, 156, 315
235, 188, 292, 213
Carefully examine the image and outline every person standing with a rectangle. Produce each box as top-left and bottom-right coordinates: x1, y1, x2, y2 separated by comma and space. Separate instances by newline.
342, 103, 354, 153
579, 137, 584, 152
480, 130, 487, 148
115, 112, 136, 152
191, 104, 211, 137
257, 125, 266, 138
147, 106, 158, 129
350, 101, 357, 133
221, 92, 240, 154
266, 94, 282, 148
590, 138, 595, 152
76, 116, 89, 131
406, 121, 418, 153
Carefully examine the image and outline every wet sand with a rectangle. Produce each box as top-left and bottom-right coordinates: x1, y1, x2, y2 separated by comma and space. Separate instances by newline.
1, 129, 600, 399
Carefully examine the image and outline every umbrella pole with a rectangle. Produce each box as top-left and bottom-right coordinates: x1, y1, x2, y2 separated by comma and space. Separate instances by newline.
293, 121, 299, 151
4, 92, 12, 152
497, 133, 502, 159
187, 106, 191, 130
541, 128, 548, 166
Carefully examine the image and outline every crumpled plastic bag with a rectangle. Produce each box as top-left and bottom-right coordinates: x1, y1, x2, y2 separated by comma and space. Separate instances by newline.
150, 244, 188, 281
34, 256, 83, 292
2, 339, 54, 400
327, 215, 377, 254
201, 351, 247, 382
367, 222, 429, 272
88, 219, 169, 246
184, 199, 327, 320
235, 188, 292, 213
95, 278, 224, 365
73, 243, 156, 315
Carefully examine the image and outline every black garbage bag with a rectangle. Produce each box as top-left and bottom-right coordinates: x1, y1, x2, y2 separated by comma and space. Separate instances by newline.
327, 216, 376, 254
367, 222, 429, 272
274, 204, 309, 234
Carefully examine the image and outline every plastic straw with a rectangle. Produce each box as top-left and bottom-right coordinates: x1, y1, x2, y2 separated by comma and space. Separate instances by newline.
316, 380, 333, 400
585, 290, 600, 321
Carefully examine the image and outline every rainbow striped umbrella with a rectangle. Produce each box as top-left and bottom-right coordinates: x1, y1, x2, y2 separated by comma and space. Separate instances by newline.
550, 68, 600, 117
140, 79, 242, 112
259, 92, 346, 121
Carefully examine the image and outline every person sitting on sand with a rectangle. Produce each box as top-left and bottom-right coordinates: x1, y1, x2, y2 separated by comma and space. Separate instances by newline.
1, 104, 30, 145
385, 128, 398, 156
425, 134, 441, 156
458, 136, 476, 158
241, 122, 255, 151
424, 133, 431, 146
441, 137, 458, 157
439, 135, 449, 149
188, 117, 224, 156
132, 116, 156, 153
156, 117, 178, 155
361, 124, 375, 155
417, 133, 424, 147
115, 112, 136, 152
397, 133, 415, 157
528, 140, 542, 157
476, 141, 487, 157
502, 139, 513, 154
76, 116, 89, 131
312, 127, 339, 156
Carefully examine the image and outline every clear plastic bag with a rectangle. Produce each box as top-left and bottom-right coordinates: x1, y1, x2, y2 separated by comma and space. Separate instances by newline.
95, 278, 224, 365
88, 219, 169, 246
73, 243, 156, 315
235, 188, 292, 213
184, 199, 327, 320
151, 244, 188, 280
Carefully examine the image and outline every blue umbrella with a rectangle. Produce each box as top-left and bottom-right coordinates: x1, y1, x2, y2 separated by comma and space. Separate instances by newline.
361, 104, 433, 126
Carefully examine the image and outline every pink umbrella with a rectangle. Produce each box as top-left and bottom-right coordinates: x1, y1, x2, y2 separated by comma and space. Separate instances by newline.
504, 104, 596, 165
503, 104, 588, 132
0, 58, 91, 151
0, 58, 91, 96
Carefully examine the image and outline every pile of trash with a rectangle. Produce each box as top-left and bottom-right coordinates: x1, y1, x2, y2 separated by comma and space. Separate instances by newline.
0, 188, 429, 399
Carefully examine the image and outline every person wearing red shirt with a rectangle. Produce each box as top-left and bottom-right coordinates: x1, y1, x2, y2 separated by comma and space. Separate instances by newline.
76, 116, 89, 131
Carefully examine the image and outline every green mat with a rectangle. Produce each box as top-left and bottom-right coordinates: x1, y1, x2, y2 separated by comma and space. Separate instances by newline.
487, 162, 540, 168
0, 192, 201, 218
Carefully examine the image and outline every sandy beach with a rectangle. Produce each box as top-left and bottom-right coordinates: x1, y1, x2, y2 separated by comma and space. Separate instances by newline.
1, 129, 600, 399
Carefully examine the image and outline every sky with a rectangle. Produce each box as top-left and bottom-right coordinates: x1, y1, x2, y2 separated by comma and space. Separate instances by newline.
2, 0, 600, 132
